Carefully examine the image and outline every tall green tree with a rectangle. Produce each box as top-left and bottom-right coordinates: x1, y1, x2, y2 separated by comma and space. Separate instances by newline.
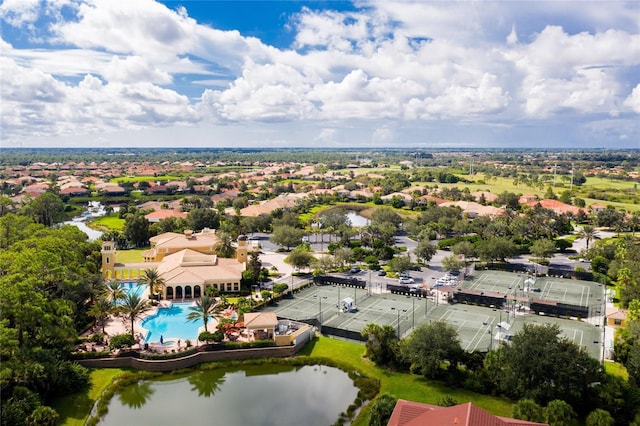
88, 297, 113, 334
186, 295, 223, 332
530, 239, 557, 261
188, 208, 219, 231
400, 321, 463, 379
214, 231, 236, 258
139, 268, 165, 299
512, 399, 545, 423
23, 192, 65, 227
104, 280, 125, 305
361, 323, 399, 366
585, 409, 615, 426
489, 323, 601, 407
414, 239, 437, 264
579, 225, 598, 252
119, 293, 151, 338
270, 225, 304, 250
368, 394, 398, 426
124, 213, 150, 248
545, 399, 578, 426
284, 246, 315, 272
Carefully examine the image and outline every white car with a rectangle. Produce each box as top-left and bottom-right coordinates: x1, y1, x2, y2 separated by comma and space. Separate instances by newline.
399, 277, 415, 284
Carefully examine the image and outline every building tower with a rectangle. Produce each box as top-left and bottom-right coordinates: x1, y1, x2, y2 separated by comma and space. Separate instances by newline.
101, 241, 116, 278
236, 235, 248, 264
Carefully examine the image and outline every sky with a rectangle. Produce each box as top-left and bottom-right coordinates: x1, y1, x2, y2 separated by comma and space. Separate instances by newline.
1, 0, 639, 149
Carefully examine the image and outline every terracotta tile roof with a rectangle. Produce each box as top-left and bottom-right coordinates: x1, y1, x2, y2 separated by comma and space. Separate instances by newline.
526, 199, 583, 215
388, 400, 548, 426
144, 209, 188, 222
606, 308, 627, 320
155, 249, 244, 285
242, 312, 278, 329
148, 229, 218, 253
440, 201, 505, 217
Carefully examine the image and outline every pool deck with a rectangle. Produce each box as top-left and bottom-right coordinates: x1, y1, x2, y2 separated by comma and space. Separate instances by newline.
79, 300, 263, 355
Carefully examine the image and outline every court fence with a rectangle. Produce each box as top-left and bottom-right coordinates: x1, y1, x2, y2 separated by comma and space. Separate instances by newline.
475, 262, 594, 281
313, 275, 367, 289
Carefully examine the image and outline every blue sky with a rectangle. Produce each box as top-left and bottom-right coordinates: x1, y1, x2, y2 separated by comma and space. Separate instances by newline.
1, 1, 639, 149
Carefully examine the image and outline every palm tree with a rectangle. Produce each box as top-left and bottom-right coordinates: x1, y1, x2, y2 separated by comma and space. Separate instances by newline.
104, 279, 125, 305
120, 293, 151, 338
214, 231, 235, 258
186, 295, 223, 332
88, 297, 114, 334
139, 268, 165, 300
578, 225, 598, 251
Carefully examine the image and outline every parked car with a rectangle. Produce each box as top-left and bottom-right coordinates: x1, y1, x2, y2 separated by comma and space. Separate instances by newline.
377, 270, 387, 276
399, 277, 415, 284
350, 266, 361, 274
302, 236, 309, 243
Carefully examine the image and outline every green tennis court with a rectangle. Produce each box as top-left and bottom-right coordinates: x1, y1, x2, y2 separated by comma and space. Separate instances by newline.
264, 281, 603, 360
263, 284, 432, 337
462, 270, 602, 308
507, 315, 603, 360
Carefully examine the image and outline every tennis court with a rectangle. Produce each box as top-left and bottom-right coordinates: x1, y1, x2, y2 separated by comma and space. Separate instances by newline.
264, 284, 432, 337
263, 281, 603, 360
462, 270, 602, 308
508, 315, 603, 360
428, 304, 511, 352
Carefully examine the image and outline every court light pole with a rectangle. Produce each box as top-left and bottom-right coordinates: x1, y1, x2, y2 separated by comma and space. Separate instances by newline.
407, 295, 415, 329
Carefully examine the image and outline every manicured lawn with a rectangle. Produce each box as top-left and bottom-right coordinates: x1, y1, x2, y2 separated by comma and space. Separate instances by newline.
115, 248, 146, 263
300, 336, 514, 425
90, 214, 125, 231
604, 361, 629, 380
53, 368, 128, 426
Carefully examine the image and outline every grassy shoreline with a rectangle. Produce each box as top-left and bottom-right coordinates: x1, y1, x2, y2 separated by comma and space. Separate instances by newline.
56, 336, 514, 425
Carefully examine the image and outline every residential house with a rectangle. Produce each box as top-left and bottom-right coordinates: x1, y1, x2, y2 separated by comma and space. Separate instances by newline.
144, 209, 188, 223
387, 400, 548, 426
607, 308, 628, 328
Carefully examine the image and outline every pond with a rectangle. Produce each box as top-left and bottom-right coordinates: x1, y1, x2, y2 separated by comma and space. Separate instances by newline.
100, 364, 358, 426
346, 210, 369, 228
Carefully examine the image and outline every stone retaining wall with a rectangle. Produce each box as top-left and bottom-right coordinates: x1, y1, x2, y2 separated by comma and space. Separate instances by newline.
77, 337, 310, 372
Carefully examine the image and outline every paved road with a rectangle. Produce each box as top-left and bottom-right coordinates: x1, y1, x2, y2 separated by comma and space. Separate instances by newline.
253, 226, 604, 294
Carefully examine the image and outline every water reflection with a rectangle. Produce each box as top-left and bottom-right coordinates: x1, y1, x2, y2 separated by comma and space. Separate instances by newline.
118, 381, 155, 409
101, 365, 359, 426
188, 369, 226, 398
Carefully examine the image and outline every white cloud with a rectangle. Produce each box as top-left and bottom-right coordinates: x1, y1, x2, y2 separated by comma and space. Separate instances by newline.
1, 1, 638, 147
0, 0, 40, 27
624, 84, 640, 113
102, 56, 172, 84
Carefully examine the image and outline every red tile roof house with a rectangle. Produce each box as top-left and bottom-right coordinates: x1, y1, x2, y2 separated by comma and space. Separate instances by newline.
387, 400, 548, 426
526, 199, 584, 216
144, 209, 188, 223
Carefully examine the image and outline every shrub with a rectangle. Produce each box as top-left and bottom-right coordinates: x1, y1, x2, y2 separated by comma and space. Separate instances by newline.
109, 334, 135, 350
90, 333, 105, 344
272, 283, 289, 294
198, 331, 216, 342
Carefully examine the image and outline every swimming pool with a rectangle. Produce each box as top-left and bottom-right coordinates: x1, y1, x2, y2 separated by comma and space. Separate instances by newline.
141, 302, 202, 343
119, 281, 147, 299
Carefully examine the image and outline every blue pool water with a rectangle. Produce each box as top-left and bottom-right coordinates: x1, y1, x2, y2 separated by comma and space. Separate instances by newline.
141, 302, 201, 343
119, 281, 147, 298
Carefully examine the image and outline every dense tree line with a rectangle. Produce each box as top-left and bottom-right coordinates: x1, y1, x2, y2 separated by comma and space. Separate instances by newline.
0, 214, 102, 425
362, 320, 640, 424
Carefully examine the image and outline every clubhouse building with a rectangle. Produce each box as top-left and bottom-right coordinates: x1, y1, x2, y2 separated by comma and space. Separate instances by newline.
101, 229, 249, 299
